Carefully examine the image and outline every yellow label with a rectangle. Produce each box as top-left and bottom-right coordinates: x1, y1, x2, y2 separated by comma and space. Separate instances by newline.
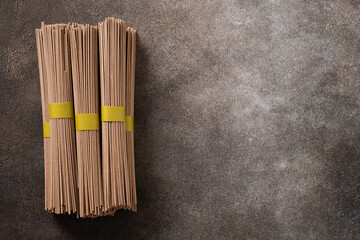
101, 106, 125, 122
75, 114, 100, 131
43, 122, 50, 138
49, 102, 74, 119
125, 116, 134, 131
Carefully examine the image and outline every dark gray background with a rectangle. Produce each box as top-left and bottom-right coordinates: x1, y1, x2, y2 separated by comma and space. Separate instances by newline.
1, 0, 359, 239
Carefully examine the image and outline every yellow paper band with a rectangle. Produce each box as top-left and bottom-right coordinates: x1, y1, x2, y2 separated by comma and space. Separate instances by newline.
43, 122, 50, 138
101, 106, 125, 122
49, 102, 74, 119
75, 114, 100, 131
125, 116, 134, 131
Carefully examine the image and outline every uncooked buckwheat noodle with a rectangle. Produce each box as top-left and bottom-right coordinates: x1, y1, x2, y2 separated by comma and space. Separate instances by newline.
35, 28, 51, 212
99, 18, 131, 212
126, 27, 137, 211
42, 23, 78, 215
69, 24, 104, 217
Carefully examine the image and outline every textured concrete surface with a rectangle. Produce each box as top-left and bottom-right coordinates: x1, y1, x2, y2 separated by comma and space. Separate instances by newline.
1, 0, 360, 239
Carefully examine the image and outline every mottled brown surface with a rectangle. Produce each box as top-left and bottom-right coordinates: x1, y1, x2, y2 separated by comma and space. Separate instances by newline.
1, 0, 360, 239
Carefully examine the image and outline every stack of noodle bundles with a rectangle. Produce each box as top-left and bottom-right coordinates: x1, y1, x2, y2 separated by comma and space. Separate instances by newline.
35, 18, 137, 218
